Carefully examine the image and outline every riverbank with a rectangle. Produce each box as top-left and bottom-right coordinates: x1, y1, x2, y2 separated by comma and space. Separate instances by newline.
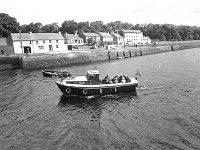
1, 40, 200, 70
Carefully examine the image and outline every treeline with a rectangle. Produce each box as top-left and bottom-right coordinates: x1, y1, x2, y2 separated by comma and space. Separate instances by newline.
1, 13, 200, 41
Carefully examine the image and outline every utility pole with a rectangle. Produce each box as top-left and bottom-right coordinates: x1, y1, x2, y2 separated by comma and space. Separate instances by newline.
20, 29, 23, 54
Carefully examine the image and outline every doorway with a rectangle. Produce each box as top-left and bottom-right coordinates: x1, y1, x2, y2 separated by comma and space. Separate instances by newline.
24, 46, 31, 53
49, 45, 53, 51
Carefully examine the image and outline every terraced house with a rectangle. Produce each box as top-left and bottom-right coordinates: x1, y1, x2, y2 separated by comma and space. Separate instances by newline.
79, 32, 101, 44
64, 33, 84, 50
110, 32, 124, 45
97, 32, 113, 44
10, 32, 67, 54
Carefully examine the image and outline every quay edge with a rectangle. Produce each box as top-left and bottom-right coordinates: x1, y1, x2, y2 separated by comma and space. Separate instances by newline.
1, 42, 200, 70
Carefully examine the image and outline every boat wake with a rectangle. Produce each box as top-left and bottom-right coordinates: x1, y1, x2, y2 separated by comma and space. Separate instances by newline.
137, 85, 150, 90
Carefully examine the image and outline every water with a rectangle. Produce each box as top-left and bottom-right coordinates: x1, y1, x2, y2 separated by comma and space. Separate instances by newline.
1, 48, 200, 150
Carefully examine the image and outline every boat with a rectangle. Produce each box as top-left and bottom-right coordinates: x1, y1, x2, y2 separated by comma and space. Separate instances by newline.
56, 69, 138, 98
42, 70, 72, 78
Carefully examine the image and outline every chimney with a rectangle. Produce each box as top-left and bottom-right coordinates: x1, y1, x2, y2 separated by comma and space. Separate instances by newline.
74, 31, 78, 36
65, 33, 68, 38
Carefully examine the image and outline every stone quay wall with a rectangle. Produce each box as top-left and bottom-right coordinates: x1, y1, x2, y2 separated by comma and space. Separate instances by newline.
21, 41, 200, 70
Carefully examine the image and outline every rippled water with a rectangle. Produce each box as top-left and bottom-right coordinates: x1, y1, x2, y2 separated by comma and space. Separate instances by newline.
1, 48, 200, 150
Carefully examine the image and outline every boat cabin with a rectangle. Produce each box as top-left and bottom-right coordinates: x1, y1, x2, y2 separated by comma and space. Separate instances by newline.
86, 70, 100, 82
64, 69, 131, 85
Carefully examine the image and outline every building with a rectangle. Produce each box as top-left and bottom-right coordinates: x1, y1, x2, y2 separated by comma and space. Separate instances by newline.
110, 32, 124, 45
64, 33, 84, 50
10, 32, 67, 54
0, 38, 14, 55
79, 32, 101, 44
97, 32, 113, 44
143, 36, 151, 44
118, 30, 143, 45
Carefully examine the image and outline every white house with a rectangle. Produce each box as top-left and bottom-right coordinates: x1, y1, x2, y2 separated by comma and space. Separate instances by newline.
110, 32, 124, 45
10, 32, 67, 54
97, 32, 113, 44
118, 30, 144, 45
63, 33, 84, 50
143, 36, 151, 44
64, 33, 84, 45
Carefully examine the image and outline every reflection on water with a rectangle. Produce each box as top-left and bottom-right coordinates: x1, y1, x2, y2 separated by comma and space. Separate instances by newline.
1, 48, 200, 149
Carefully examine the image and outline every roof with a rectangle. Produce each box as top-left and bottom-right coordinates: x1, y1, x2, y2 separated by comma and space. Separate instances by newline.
111, 33, 123, 38
11, 33, 64, 41
121, 30, 142, 33
82, 33, 100, 37
143, 36, 151, 40
98, 32, 113, 37
66, 34, 83, 40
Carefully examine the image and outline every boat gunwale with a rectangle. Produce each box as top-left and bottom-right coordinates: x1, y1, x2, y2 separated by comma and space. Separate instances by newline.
56, 78, 138, 89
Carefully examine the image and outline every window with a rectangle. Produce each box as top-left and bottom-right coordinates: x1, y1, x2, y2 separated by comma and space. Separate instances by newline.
30, 41, 32, 44
1, 50, 4, 55
49, 40, 51, 43
36, 41, 38, 44
43, 40, 45, 43
38, 46, 44, 49
56, 40, 59, 43
56, 45, 59, 48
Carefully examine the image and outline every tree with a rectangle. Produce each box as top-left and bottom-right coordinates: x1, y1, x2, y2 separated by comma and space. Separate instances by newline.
61, 20, 77, 34
42, 22, 59, 33
90, 21, 107, 32
106, 21, 124, 31
0, 13, 20, 37
20, 22, 43, 33
77, 21, 91, 33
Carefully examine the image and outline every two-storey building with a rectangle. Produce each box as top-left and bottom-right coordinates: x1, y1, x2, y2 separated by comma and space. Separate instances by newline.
79, 32, 101, 44
97, 32, 113, 44
10, 32, 67, 54
64, 33, 84, 50
143, 36, 151, 44
110, 32, 124, 45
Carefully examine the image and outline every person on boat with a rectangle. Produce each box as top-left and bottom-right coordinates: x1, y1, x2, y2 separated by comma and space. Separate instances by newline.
112, 75, 119, 84
102, 74, 112, 84
118, 75, 129, 83
120, 75, 126, 83
123, 75, 131, 82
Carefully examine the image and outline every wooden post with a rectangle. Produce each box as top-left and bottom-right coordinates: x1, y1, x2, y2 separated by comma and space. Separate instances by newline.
108, 51, 111, 60
140, 48, 142, 56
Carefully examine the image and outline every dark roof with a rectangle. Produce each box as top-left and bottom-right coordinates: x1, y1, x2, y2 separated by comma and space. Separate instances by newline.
11, 33, 64, 41
82, 33, 100, 37
121, 30, 142, 33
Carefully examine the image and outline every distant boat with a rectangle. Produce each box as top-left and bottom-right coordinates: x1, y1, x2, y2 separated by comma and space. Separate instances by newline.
42, 70, 72, 78
56, 69, 138, 98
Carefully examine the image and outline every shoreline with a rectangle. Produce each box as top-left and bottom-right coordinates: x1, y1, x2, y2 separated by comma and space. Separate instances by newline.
1, 40, 200, 70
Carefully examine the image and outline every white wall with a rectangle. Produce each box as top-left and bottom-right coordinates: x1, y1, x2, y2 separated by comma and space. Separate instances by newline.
13, 39, 67, 54
124, 32, 143, 45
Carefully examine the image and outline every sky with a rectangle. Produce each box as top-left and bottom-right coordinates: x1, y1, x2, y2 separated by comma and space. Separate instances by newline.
1, 0, 200, 27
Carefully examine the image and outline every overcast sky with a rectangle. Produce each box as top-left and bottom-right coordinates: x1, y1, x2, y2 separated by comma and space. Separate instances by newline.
1, 0, 200, 26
